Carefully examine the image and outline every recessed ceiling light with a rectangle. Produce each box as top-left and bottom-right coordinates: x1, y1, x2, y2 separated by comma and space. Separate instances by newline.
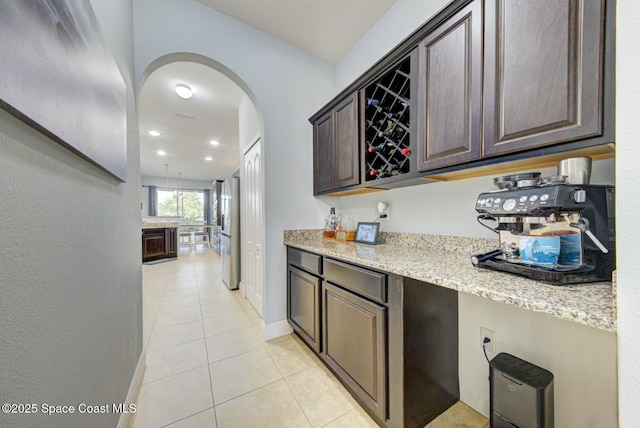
205, 157, 213, 161
157, 150, 166, 156
149, 130, 160, 136
209, 140, 220, 146
175, 83, 192, 99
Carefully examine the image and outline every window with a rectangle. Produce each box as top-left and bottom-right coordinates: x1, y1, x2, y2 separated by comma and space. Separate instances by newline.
157, 188, 204, 223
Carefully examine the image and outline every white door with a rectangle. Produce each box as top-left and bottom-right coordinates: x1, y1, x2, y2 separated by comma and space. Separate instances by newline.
242, 139, 264, 316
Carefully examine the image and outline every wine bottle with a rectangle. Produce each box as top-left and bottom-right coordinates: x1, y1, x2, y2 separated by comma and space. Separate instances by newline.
367, 98, 380, 107
368, 142, 396, 156
400, 148, 411, 156
369, 161, 403, 179
379, 126, 405, 139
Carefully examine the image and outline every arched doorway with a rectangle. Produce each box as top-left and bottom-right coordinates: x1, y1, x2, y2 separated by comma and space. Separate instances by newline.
138, 53, 266, 320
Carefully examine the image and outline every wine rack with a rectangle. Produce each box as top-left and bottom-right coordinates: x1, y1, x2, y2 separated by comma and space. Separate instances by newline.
364, 57, 411, 182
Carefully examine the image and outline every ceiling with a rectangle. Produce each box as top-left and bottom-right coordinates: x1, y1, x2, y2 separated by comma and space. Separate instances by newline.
195, 0, 397, 63
138, 61, 245, 182
138, 0, 398, 183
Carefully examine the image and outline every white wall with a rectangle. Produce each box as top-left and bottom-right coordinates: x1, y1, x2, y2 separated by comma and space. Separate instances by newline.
238, 94, 261, 151
133, 0, 336, 326
337, 0, 451, 89
336, 159, 615, 237
0, 1, 142, 427
459, 294, 617, 426
616, 1, 640, 425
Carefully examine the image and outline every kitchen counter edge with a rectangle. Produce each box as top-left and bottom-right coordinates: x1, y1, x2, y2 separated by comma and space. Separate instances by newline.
283, 230, 616, 333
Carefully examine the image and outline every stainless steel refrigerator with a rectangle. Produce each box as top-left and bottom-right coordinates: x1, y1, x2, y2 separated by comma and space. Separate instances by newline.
220, 170, 240, 289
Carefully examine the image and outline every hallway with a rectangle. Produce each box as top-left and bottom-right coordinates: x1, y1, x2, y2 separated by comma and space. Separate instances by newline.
131, 248, 488, 427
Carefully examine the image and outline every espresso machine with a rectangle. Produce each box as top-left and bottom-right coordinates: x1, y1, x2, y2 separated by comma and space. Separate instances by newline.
472, 172, 615, 285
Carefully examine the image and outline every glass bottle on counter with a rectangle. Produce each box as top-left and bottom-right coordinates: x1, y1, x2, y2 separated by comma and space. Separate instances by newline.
324, 207, 337, 239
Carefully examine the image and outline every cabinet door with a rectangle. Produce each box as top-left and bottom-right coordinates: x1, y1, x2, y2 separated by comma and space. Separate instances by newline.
483, 0, 604, 156
333, 94, 360, 189
313, 111, 334, 194
142, 229, 166, 262
417, 0, 482, 171
165, 228, 177, 257
288, 266, 321, 353
322, 282, 387, 422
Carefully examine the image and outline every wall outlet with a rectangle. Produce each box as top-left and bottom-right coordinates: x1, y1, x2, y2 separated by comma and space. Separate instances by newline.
481, 327, 496, 353
377, 202, 389, 221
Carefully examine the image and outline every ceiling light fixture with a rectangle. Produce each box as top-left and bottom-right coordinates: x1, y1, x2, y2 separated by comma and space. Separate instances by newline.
157, 150, 166, 156
205, 157, 213, 161
175, 83, 193, 99
209, 140, 220, 146
149, 130, 160, 136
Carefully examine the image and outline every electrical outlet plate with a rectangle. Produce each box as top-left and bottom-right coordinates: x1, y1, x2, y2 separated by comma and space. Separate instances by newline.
377, 202, 389, 221
481, 327, 495, 353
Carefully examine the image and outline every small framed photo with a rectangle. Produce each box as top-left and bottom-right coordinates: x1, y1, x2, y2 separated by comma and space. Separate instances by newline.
354, 222, 380, 245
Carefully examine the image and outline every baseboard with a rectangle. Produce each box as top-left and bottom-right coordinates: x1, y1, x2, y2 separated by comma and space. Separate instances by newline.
117, 351, 146, 428
262, 319, 293, 341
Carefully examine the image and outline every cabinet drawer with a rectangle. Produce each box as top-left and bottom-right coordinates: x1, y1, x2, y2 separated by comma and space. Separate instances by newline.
288, 247, 322, 275
323, 258, 387, 304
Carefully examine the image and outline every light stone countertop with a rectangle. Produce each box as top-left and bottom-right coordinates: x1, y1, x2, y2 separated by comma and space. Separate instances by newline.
284, 229, 616, 332
141, 216, 180, 230
141, 222, 179, 230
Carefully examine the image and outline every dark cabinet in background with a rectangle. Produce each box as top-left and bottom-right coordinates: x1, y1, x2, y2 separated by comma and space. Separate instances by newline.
482, 0, 605, 157
312, 94, 360, 194
416, 0, 482, 171
142, 227, 177, 262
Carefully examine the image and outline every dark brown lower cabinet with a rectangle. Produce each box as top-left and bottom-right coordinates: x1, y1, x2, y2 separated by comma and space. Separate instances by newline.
323, 281, 387, 422
286, 247, 459, 427
142, 228, 177, 262
288, 266, 321, 353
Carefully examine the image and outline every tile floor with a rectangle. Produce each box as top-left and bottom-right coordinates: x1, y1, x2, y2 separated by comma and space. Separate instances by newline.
130, 247, 489, 428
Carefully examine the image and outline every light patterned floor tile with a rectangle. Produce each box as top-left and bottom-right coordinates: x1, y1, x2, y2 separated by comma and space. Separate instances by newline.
202, 309, 251, 337
129, 366, 213, 428
425, 401, 488, 428
210, 347, 282, 404
164, 408, 217, 428
323, 406, 379, 428
265, 334, 322, 377
215, 380, 311, 428
286, 364, 356, 427
205, 326, 265, 363
147, 320, 204, 351
144, 339, 208, 384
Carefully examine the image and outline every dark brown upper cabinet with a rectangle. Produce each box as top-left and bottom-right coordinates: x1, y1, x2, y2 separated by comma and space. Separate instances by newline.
482, 0, 605, 157
417, 0, 483, 172
313, 94, 360, 194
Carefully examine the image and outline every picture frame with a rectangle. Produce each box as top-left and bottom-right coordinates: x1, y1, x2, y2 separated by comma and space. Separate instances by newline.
0, 1, 127, 181
354, 222, 380, 245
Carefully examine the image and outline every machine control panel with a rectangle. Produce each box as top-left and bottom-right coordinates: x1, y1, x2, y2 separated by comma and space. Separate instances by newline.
475, 185, 587, 216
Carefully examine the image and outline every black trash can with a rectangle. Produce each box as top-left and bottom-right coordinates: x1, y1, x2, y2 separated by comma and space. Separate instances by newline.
490, 352, 554, 427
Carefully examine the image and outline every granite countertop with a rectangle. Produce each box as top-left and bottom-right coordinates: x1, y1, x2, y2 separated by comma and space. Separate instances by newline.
142, 222, 179, 229
284, 229, 616, 332
141, 216, 180, 230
